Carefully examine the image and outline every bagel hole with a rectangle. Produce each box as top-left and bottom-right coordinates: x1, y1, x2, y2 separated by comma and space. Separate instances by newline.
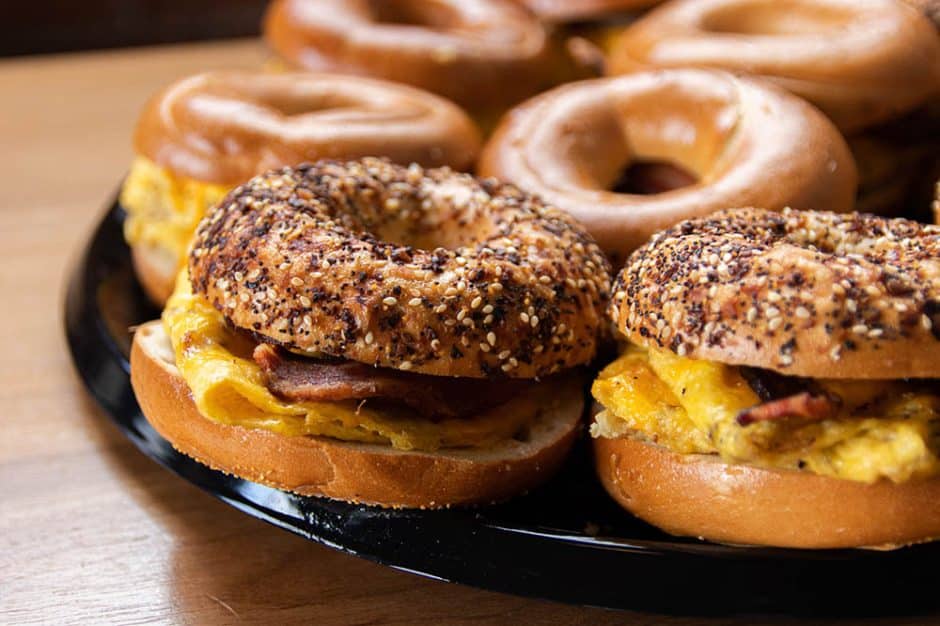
701, 2, 854, 35
610, 160, 698, 195
368, 0, 460, 29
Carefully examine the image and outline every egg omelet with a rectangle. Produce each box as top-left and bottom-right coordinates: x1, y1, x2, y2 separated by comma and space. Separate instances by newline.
120, 156, 231, 264
161, 271, 543, 451
592, 346, 940, 483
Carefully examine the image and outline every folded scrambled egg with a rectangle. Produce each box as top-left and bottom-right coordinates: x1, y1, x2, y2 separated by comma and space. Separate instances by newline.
121, 157, 231, 263
592, 346, 940, 483
162, 272, 541, 451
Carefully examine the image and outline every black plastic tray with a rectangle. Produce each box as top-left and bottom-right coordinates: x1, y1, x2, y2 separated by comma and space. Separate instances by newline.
64, 198, 940, 617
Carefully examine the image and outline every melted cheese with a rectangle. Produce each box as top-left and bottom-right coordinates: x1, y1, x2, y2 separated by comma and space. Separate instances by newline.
592, 346, 940, 483
120, 157, 231, 262
162, 272, 542, 451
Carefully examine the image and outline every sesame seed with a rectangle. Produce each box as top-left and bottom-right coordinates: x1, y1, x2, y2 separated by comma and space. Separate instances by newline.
471, 296, 482, 309
498, 350, 511, 360
487, 332, 496, 346
922, 315, 933, 330
480, 343, 491, 352
382, 296, 398, 306
852, 324, 869, 335
530, 315, 539, 327
482, 304, 494, 314
399, 361, 413, 371
408, 297, 422, 307
430, 339, 441, 351
768, 317, 783, 331
520, 312, 529, 323
290, 277, 304, 287
795, 306, 811, 319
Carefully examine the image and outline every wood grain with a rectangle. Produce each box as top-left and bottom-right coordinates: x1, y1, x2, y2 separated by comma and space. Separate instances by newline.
0, 39, 933, 625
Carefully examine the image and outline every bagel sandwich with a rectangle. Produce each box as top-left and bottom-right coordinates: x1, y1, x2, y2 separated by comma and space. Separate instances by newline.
120, 71, 481, 304
131, 159, 612, 508
591, 208, 940, 548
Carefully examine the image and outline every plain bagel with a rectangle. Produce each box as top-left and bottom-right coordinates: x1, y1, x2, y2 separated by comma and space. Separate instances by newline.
263, 0, 581, 114
478, 69, 857, 261
607, 0, 940, 133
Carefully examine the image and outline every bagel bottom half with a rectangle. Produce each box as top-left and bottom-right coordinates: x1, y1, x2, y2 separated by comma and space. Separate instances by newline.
130, 321, 583, 508
593, 429, 940, 549
131, 243, 177, 305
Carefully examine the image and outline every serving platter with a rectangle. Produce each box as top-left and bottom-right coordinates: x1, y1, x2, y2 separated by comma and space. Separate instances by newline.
65, 196, 940, 616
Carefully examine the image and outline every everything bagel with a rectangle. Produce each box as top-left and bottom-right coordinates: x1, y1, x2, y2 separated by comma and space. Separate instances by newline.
479, 69, 856, 261
607, 0, 940, 133
593, 207, 940, 547
610, 207, 940, 379
120, 71, 480, 303
189, 158, 612, 379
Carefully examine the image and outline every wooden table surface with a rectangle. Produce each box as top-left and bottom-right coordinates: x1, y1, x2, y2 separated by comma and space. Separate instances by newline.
0, 39, 932, 626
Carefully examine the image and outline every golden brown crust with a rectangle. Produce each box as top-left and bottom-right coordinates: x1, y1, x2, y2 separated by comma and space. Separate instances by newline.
263, 0, 576, 113
189, 159, 612, 379
607, 0, 940, 133
131, 243, 176, 306
133, 71, 481, 185
611, 208, 940, 379
131, 321, 583, 508
478, 69, 856, 261
934, 180, 940, 224
901, 0, 940, 29
594, 434, 940, 548
513, 0, 662, 22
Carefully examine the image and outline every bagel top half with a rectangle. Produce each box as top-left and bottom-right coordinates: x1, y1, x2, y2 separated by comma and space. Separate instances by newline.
610, 207, 940, 379
189, 158, 612, 379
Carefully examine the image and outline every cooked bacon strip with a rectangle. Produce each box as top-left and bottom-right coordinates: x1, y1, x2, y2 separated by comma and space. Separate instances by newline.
736, 392, 840, 426
253, 343, 530, 420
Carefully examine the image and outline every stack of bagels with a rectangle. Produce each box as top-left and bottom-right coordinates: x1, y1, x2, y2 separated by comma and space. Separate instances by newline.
124, 0, 940, 548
